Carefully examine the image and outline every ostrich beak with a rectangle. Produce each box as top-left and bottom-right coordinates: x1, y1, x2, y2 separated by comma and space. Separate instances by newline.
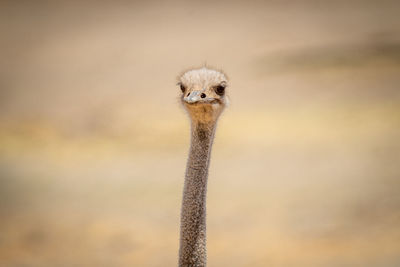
184, 91, 201, 103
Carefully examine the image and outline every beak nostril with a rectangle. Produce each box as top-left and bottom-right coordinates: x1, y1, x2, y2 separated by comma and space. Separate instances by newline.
201, 93, 206, 98
187, 93, 190, 97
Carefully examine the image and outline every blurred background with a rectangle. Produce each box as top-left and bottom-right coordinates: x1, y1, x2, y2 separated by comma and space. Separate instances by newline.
1, 0, 400, 266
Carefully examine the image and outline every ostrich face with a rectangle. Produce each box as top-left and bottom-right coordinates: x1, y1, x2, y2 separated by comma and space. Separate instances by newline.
178, 67, 228, 122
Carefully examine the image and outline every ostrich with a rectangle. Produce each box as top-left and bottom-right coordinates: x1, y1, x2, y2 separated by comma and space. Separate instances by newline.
177, 67, 228, 266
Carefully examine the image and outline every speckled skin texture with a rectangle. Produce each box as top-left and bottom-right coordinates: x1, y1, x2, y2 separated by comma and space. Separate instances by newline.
178, 67, 227, 267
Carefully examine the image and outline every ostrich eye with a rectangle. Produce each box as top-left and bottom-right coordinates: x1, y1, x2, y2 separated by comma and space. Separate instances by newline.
215, 85, 225, 96
180, 84, 186, 93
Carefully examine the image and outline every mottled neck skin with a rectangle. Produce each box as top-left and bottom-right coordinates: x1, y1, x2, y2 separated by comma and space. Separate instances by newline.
179, 104, 221, 267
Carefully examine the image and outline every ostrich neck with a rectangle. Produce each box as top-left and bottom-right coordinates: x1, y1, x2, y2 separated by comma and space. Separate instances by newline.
179, 120, 217, 267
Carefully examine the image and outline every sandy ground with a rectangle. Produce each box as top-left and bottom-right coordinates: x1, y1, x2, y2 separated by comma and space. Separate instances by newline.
1, 0, 400, 266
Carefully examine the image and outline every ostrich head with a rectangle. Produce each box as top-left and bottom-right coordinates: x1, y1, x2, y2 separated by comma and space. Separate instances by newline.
178, 67, 228, 123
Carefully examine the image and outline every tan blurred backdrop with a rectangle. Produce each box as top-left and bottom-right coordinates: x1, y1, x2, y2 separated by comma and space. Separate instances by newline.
1, 0, 400, 266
